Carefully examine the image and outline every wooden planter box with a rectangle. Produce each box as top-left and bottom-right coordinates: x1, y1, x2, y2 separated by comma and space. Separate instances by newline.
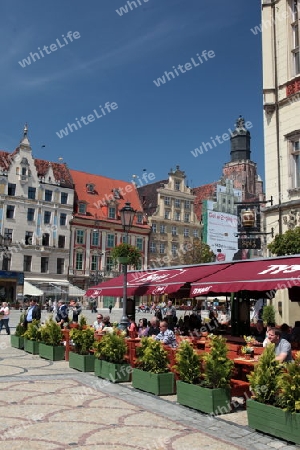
94, 359, 131, 383
39, 343, 65, 361
132, 368, 175, 396
176, 381, 231, 415
69, 352, 95, 372
247, 399, 300, 444
11, 335, 24, 349
24, 338, 39, 354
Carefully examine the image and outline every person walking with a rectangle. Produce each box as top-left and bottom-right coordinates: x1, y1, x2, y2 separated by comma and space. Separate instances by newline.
0, 302, 10, 335
109, 303, 113, 314
23, 298, 41, 329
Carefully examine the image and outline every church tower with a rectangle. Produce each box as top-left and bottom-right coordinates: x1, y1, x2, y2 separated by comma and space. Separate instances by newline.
222, 116, 263, 202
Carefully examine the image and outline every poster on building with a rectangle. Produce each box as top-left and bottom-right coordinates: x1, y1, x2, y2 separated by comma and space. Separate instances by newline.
202, 182, 241, 262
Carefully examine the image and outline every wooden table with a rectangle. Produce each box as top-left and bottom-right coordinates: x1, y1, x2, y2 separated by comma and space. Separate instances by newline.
233, 357, 257, 380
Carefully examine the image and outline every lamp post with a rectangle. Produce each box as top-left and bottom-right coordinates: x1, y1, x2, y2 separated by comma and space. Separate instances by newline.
119, 202, 136, 331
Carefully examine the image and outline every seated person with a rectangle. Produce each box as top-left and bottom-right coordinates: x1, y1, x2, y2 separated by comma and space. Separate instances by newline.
154, 320, 177, 348
263, 322, 275, 347
267, 328, 293, 363
252, 319, 266, 344
290, 321, 300, 346
280, 323, 292, 342
148, 317, 160, 336
137, 318, 149, 337
127, 317, 137, 336
93, 314, 105, 331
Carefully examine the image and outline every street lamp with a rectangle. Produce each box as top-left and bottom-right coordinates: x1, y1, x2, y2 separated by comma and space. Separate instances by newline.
119, 202, 136, 330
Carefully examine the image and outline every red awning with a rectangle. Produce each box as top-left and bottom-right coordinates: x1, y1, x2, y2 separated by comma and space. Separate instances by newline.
190, 256, 300, 296
86, 263, 231, 297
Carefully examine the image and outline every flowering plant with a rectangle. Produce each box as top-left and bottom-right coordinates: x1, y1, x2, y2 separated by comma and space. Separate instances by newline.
110, 243, 142, 268
241, 345, 254, 354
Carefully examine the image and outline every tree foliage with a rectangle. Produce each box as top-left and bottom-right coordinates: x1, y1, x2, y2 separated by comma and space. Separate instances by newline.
268, 226, 300, 256
182, 239, 215, 265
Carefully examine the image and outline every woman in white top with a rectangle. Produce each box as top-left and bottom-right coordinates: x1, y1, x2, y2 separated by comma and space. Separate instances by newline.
0, 302, 10, 335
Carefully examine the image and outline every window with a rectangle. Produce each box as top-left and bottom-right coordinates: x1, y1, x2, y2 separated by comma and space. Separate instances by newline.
76, 252, 83, 270
171, 226, 177, 236
184, 227, 189, 237
41, 257, 49, 273
164, 197, 170, 206
175, 180, 181, 191
159, 243, 165, 254
92, 230, 100, 246
61, 192, 68, 204
106, 256, 114, 272
2, 255, 10, 271
290, 136, 300, 187
160, 224, 166, 234
137, 213, 143, 224
8, 183, 16, 196
86, 183, 95, 193
172, 243, 177, 257
23, 255, 32, 272
91, 255, 98, 271
6, 205, 15, 219
136, 237, 143, 250
27, 208, 35, 221
4, 229, 12, 241
45, 190, 52, 202
58, 235, 65, 248
291, 0, 300, 75
152, 223, 157, 233
108, 206, 116, 219
60, 213, 67, 226
122, 234, 127, 244
184, 213, 190, 223
175, 199, 181, 208
193, 229, 199, 238
78, 203, 86, 214
44, 211, 51, 224
164, 210, 170, 220
150, 242, 156, 253
28, 187, 36, 199
175, 211, 181, 221
42, 233, 50, 246
184, 200, 190, 210
25, 231, 33, 245
76, 230, 84, 244
107, 233, 115, 247
57, 258, 64, 274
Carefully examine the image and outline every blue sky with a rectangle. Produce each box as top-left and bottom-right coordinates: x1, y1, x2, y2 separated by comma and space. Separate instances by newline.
0, 0, 263, 188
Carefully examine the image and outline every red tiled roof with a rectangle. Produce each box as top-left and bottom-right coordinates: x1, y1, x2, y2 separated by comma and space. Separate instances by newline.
70, 169, 147, 226
0, 149, 73, 188
192, 182, 218, 221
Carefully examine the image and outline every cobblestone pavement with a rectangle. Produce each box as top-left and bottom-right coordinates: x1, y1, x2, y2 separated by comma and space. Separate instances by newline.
0, 312, 299, 450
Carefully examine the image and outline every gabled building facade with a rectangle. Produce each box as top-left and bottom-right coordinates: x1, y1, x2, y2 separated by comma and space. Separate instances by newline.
138, 166, 202, 268
0, 126, 74, 296
69, 170, 151, 298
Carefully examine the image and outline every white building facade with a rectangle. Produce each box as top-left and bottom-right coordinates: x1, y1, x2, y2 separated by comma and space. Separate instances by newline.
262, 0, 300, 323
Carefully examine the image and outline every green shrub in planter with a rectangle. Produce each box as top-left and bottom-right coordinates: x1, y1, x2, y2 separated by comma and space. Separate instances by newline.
247, 344, 300, 444
11, 313, 26, 349
93, 331, 130, 382
175, 336, 233, 414
132, 338, 174, 395
40, 317, 63, 346
70, 327, 95, 355
23, 320, 41, 354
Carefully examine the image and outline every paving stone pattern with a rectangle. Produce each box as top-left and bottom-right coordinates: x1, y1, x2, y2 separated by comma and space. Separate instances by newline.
0, 311, 299, 450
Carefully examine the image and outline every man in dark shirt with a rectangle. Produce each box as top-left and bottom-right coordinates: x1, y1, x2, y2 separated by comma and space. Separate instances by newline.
148, 317, 160, 336
23, 298, 41, 329
253, 319, 266, 343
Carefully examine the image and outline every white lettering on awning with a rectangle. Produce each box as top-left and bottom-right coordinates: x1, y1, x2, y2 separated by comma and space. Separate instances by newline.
192, 286, 212, 295
258, 264, 300, 275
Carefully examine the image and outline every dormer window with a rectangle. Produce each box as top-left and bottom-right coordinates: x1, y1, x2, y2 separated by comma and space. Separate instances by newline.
108, 206, 116, 219
175, 180, 181, 191
113, 188, 121, 199
86, 183, 95, 193
78, 202, 86, 214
